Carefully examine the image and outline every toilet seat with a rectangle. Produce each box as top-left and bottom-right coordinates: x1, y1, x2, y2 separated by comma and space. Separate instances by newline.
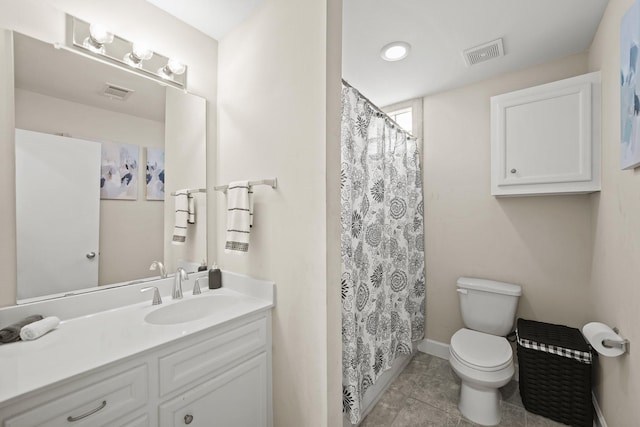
450, 328, 512, 372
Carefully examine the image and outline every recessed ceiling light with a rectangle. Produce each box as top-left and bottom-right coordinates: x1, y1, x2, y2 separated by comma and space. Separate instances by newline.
381, 41, 411, 62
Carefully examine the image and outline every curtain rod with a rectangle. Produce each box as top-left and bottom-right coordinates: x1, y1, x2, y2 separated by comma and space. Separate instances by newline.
341, 78, 416, 140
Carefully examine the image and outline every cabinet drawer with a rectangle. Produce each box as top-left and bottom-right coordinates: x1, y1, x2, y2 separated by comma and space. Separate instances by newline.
159, 318, 266, 396
105, 413, 149, 427
159, 353, 268, 427
4, 365, 147, 427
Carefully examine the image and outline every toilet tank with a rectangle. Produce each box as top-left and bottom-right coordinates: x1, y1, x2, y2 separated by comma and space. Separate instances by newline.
457, 277, 522, 336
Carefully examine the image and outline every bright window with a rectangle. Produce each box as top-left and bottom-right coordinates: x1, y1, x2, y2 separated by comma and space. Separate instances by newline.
388, 107, 412, 133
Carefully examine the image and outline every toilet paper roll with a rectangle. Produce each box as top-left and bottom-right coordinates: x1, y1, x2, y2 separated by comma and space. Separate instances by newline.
582, 322, 625, 357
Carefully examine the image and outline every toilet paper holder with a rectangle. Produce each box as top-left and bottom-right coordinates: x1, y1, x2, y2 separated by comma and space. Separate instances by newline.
602, 327, 630, 353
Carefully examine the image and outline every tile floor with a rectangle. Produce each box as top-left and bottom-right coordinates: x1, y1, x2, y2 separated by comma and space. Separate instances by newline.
360, 352, 567, 427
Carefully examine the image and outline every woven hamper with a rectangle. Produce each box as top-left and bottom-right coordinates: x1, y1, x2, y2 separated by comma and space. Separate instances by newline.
516, 318, 594, 427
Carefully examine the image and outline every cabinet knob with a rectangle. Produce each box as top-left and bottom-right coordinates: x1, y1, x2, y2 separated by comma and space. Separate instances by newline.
510, 168, 517, 174
184, 414, 194, 424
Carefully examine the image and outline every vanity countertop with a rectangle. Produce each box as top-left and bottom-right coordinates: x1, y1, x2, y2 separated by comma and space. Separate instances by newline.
0, 271, 274, 406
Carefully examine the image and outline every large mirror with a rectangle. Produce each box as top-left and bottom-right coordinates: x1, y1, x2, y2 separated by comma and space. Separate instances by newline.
9, 31, 207, 304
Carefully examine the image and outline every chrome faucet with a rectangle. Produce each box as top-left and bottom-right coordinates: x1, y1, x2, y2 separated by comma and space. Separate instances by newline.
150, 260, 168, 279
173, 267, 188, 299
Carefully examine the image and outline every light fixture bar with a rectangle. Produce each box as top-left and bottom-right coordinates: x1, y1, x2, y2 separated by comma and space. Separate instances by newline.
66, 15, 187, 89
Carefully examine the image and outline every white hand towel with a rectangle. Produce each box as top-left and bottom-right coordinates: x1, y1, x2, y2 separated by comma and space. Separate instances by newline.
20, 316, 60, 341
172, 190, 189, 245
225, 181, 252, 254
187, 193, 196, 224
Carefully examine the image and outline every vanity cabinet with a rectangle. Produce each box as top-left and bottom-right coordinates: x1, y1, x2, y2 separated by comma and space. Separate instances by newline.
0, 313, 272, 427
490, 71, 601, 196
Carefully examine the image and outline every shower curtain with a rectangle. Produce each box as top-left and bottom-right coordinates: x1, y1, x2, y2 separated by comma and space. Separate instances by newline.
341, 82, 426, 424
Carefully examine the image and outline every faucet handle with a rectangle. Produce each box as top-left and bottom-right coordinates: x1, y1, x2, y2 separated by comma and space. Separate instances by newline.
193, 278, 202, 295
150, 261, 168, 279
141, 286, 163, 305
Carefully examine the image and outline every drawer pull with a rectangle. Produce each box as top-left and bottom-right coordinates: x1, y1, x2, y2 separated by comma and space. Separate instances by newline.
184, 414, 194, 424
66, 400, 107, 422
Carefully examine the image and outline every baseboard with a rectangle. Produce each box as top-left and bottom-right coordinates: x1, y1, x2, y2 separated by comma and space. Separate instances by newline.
592, 392, 607, 427
417, 338, 450, 360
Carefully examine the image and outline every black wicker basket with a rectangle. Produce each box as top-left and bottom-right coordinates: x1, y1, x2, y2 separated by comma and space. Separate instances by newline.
516, 318, 594, 427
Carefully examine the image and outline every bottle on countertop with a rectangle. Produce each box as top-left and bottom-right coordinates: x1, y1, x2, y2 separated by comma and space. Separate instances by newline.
209, 263, 222, 289
198, 259, 208, 272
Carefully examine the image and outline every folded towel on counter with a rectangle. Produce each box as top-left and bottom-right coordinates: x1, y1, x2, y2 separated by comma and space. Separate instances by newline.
188, 193, 196, 224
172, 189, 189, 245
20, 316, 60, 341
224, 180, 253, 254
0, 315, 43, 344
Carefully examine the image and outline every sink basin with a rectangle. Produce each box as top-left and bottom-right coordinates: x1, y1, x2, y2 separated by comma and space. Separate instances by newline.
144, 294, 242, 325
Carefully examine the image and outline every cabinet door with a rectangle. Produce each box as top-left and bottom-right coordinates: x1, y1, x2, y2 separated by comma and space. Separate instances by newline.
491, 72, 600, 196
159, 353, 268, 427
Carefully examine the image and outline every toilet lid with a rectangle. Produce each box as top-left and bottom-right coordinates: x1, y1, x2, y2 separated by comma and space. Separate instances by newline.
450, 329, 512, 371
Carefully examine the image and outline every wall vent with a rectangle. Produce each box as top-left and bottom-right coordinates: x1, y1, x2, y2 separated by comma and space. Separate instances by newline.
102, 83, 134, 101
462, 38, 504, 67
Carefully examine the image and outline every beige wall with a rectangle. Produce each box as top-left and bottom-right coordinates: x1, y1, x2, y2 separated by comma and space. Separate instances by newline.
216, 0, 342, 424
164, 89, 207, 273
587, 0, 640, 424
0, 30, 16, 307
423, 53, 593, 344
15, 89, 164, 286
0, 0, 217, 306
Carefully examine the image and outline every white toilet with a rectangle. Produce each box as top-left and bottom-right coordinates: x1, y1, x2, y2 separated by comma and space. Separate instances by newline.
449, 277, 522, 426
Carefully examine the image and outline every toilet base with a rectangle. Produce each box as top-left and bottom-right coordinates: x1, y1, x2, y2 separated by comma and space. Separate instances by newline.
458, 381, 501, 426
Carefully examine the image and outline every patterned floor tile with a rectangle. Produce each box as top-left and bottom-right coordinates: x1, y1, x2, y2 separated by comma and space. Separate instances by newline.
390, 398, 459, 427
525, 412, 569, 427
360, 384, 407, 427
359, 352, 555, 427
497, 402, 526, 426
500, 380, 524, 408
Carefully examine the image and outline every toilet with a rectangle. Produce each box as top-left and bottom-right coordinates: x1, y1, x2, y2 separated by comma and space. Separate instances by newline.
449, 277, 522, 426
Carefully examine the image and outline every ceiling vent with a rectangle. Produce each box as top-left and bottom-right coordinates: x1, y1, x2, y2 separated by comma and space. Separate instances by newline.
101, 83, 134, 101
462, 38, 504, 67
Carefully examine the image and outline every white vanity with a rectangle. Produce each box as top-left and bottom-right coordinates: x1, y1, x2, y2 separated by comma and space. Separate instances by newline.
0, 271, 274, 427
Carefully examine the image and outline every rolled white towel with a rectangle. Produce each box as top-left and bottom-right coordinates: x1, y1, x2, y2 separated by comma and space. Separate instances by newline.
19, 316, 60, 341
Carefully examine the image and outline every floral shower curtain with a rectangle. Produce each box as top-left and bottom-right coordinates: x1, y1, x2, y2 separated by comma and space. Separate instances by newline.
341, 82, 426, 424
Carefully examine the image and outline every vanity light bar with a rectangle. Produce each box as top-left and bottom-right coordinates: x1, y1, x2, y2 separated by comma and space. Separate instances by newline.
66, 15, 187, 89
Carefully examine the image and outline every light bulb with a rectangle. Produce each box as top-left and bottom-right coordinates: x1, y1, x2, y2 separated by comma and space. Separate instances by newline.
83, 23, 114, 54
166, 59, 186, 75
124, 43, 154, 68
89, 24, 114, 45
158, 59, 186, 80
132, 43, 153, 61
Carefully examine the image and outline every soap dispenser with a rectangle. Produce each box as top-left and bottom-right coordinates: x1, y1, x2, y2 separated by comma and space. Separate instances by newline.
209, 263, 222, 289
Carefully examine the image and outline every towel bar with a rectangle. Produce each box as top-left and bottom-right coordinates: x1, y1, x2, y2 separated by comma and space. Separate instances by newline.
214, 178, 278, 193
170, 188, 206, 196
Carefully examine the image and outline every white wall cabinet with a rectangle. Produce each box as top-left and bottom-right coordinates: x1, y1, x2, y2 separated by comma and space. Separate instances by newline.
490, 71, 601, 196
0, 313, 272, 427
